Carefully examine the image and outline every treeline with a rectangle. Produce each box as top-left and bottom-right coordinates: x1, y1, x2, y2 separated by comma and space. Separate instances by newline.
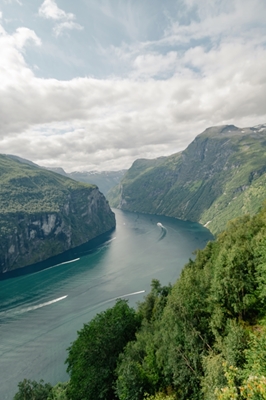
14, 205, 266, 399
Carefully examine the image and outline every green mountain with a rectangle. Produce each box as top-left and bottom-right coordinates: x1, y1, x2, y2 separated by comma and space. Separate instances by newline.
0, 155, 115, 273
108, 123, 266, 234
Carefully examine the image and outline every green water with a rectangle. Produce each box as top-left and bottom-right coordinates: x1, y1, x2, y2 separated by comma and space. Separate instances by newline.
0, 209, 213, 399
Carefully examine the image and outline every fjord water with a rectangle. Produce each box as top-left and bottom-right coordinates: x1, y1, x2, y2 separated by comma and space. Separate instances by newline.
0, 210, 213, 399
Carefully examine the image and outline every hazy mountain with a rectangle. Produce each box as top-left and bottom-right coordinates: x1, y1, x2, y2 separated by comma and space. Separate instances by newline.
42, 166, 126, 196
108, 124, 266, 234
68, 170, 126, 195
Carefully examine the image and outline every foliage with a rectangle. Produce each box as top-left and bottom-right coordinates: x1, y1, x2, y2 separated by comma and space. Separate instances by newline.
47, 382, 68, 400
13, 203, 266, 400
13, 379, 53, 400
214, 360, 266, 400
116, 205, 266, 399
144, 393, 176, 400
115, 281, 172, 400
66, 299, 140, 400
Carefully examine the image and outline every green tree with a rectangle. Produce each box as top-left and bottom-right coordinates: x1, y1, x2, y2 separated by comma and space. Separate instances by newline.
13, 379, 53, 400
47, 382, 68, 400
116, 280, 172, 400
66, 299, 140, 400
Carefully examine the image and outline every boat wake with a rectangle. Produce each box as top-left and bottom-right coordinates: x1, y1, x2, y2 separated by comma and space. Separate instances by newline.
0, 296, 68, 317
157, 222, 167, 241
54, 258, 80, 267
33, 258, 80, 275
95, 290, 146, 309
102, 237, 117, 246
116, 290, 145, 299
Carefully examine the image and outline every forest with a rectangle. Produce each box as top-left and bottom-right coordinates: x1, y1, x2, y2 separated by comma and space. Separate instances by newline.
14, 204, 266, 400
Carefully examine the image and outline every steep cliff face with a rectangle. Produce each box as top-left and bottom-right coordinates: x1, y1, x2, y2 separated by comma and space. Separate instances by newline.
0, 156, 115, 273
108, 124, 266, 234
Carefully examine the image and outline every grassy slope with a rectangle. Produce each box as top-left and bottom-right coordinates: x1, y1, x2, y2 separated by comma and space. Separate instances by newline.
0, 155, 95, 235
108, 125, 266, 234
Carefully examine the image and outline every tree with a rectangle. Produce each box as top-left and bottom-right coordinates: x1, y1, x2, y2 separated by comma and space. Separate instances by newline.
13, 379, 52, 400
66, 299, 140, 400
47, 382, 68, 400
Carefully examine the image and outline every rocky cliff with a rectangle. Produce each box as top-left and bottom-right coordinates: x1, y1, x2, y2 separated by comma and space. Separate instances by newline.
0, 155, 115, 273
108, 124, 266, 234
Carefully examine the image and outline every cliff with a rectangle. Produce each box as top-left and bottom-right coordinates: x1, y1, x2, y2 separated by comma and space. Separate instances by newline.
0, 155, 115, 273
108, 123, 266, 234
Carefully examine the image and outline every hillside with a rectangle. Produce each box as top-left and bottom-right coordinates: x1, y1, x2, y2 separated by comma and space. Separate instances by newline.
68, 170, 126, 195
40, 164, 126, 196
108, 124, 266, 234
0, 155, 115, 273
15, 204, 266, 399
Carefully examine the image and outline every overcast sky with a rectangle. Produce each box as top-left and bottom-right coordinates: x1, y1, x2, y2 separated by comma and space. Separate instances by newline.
0, 0, 266, 172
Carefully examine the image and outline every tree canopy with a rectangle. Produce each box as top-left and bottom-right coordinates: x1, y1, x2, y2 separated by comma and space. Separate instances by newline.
66, 299, 140, 400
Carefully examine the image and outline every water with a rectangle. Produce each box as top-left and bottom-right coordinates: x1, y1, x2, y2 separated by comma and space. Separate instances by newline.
0, 210, 213, 399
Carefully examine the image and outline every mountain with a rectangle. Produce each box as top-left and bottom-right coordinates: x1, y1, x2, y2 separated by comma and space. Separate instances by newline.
42, 166, 126, 196
108, 123, 266, 234
5, 154, 40, 167
68, 170, 126, 196
0, 155, 115, 273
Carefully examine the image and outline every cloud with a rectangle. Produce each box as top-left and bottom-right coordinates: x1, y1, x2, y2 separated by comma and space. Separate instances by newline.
38, 0, 74, 20
38, 0, 83, 36
0, 25, 41, 86
3, 0, 22, 4
53, 20, 84, 37
163, 0, 265, 46
132, 51, 178, 79
0, 1, 266, 171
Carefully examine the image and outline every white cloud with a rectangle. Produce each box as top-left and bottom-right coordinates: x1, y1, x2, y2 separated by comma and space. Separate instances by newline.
38, 0, 73, 20
3, 0, 22, 4
53, 20, 83, 37
0, 1, 265, 171
38, 0, 83, 36
163, 0, 265, 45
132, 51, 178, 79
0, 25, 41, 86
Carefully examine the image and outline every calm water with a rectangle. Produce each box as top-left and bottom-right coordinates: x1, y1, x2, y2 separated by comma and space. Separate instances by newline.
0, 209, 213, 399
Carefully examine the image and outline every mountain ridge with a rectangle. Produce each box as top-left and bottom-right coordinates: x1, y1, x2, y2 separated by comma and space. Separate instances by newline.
0, 155, 116, 273
108, 123, 266, 234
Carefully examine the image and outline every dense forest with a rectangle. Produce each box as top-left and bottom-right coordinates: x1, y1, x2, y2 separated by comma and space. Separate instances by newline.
14, 204, 266, 399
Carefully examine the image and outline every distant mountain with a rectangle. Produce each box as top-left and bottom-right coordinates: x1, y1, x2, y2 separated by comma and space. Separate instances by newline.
0, 155, 115, 273
42, 166, 126, 196
44, 167, 68, 176
108, 124, 266, 234
68, 170, 126, 196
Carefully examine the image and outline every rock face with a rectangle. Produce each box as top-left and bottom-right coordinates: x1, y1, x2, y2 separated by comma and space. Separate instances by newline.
108, 124, 266, 234
0, 156, 115, 273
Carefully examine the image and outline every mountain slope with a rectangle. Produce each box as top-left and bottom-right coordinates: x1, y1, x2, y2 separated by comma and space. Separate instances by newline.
0, 155, 116, 273
108, 124, 266, 234
41, 165, 126, 196
68, 170, 126, 195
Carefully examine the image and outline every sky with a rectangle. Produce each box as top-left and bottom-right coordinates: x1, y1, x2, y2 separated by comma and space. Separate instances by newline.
0, 0, 266, 172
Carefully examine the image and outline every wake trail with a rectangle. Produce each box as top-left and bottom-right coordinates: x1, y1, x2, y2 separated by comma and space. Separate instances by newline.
0, 295, 68, 317
103, 237, 116, 245
90, 290, 146, 309
32, 258, 80, 275
157, 222, 168, 241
